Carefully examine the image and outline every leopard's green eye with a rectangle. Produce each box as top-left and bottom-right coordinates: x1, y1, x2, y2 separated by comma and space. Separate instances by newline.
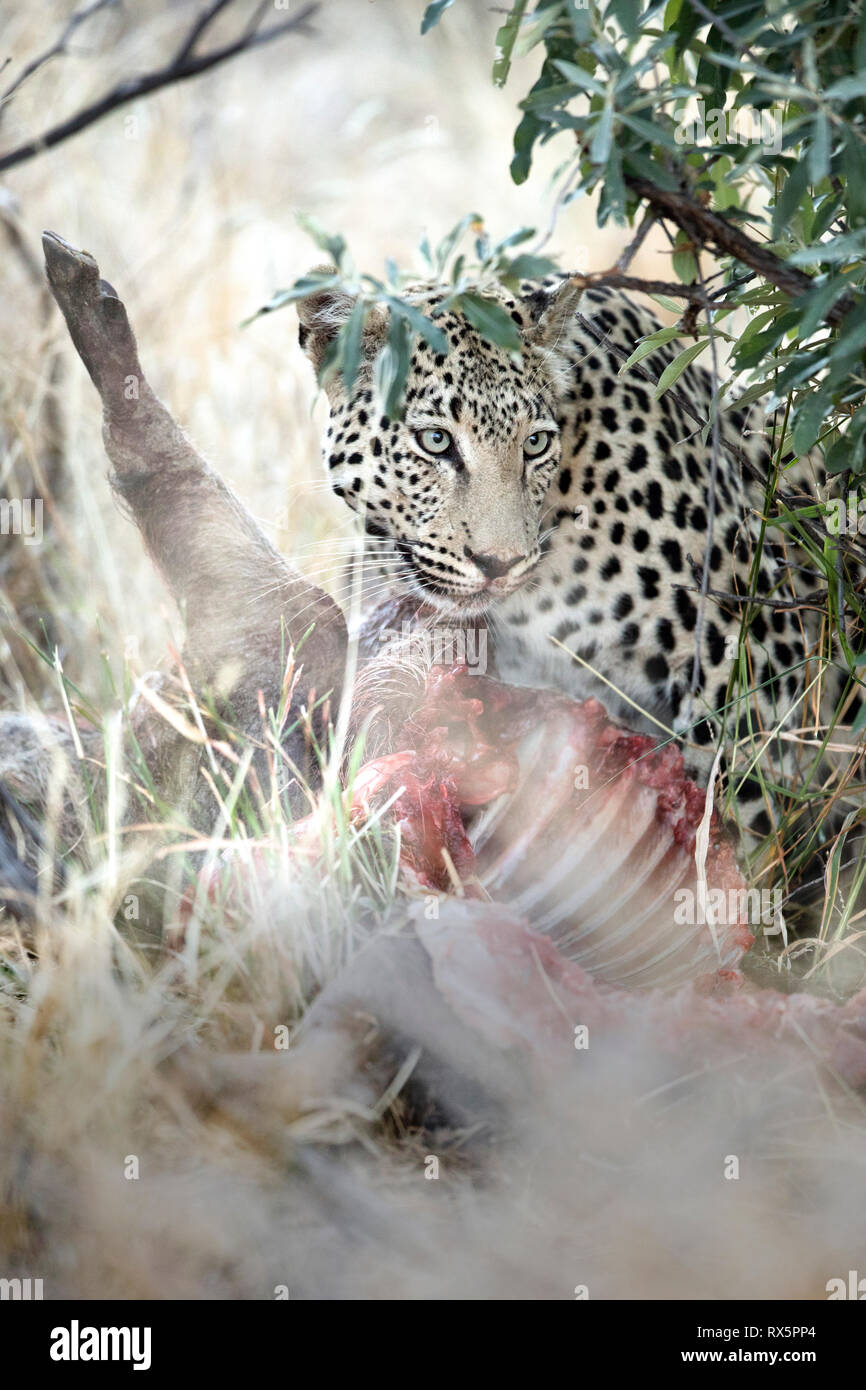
524, 430, 551, 458
415, 427, 453, 455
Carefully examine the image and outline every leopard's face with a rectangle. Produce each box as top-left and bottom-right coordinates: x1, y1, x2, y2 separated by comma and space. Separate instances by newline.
299, 277, 574, 617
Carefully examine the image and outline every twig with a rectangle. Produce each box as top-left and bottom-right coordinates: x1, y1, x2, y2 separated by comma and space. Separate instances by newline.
533, 155, 582, 254
689, 256, 722, 700
674, 581, 831, 612
0, 0, 319, 175
679, 557, 830, 613
173, 0, 236, 66
567, 267, 737, 310
687, 0, 758, 64
615, 210, 655, 272
836, 468, 850, 642
0, 0, 118, 110
624, 176, 856, 329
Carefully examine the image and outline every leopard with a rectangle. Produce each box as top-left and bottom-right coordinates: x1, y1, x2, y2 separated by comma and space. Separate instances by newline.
297, 269, 858, 850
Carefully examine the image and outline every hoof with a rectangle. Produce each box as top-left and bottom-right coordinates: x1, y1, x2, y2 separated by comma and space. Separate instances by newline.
42, 230, 99, 288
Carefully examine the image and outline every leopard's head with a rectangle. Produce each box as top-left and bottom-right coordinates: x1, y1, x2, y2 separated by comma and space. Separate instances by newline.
298, 271, 580, 616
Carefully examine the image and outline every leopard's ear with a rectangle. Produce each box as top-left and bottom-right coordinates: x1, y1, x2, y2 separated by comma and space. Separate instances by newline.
525, 277, 584, 346
297, 266, 388, 389
523, 278, 584, 389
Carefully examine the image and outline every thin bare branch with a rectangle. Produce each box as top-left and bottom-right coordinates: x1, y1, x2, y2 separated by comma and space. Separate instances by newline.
0, 1, 318, 176
0, 0, 118, 110
567, 266, 737, 311
615, 210, 655, 272
689, 257, 722, 700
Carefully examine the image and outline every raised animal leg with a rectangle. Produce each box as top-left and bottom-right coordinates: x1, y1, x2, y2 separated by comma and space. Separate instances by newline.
42, 233, 347, 809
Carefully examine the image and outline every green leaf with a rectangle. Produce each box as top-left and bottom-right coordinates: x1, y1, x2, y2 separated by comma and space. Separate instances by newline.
590, 100, 614, 165
508, 1, 555, 67
455, 292, 524, 355
809, 111, 831, 183
421, 0, 455, 35
375, 316, 412, 418
650, 294, 687, 313
622, 148, 680, 191
826, 73, 866, 102
792, 392, 827, 456
493, 226, 535, 253
829, 298, 866, 372
825, 435, 852, 474
521, 81, 581, 111
240, 272, 340, 327
654, 339, 711, 398
385, 298, 450, 355
554, 59, 604, 96
672, 231, 698, 285
799, 276, 853, 338
609, 0, 641, 34
339, 300, 366, 395
511, 110, 544, 184
601, 143, 627, 224
494, 1, 528, 86
618, 325, 680, 374
811, 191, 842, 242
296, 213, 347, 267
504, 253, 560, 279
771, 158, 810, 239
617, 111, 678, 150
566, 0, 592, 42
434, 212, 482, 276
789, 228, 866, 266
844, 131, 866, 225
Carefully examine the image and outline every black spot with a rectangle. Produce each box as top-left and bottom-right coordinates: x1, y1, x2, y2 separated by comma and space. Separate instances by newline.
645, 655, 669, 684
656, 617, 675, 651
628, 444, 648, 473
675, 589, 697, 631
638, 565, 660, 599
707, 623, 726, 665
660, 538, 682, 572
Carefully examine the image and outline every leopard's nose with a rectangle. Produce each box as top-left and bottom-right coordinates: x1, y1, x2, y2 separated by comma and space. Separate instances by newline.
466, 549, 523, 580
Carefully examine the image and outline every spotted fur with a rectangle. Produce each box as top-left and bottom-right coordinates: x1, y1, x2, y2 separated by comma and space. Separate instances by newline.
299, 272, 844, 840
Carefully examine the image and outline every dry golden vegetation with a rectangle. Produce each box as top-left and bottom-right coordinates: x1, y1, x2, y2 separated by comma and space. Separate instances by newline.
1, 0, 866, 1301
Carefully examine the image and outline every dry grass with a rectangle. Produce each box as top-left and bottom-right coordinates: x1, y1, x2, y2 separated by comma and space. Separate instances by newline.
2, 0, 866, 1301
